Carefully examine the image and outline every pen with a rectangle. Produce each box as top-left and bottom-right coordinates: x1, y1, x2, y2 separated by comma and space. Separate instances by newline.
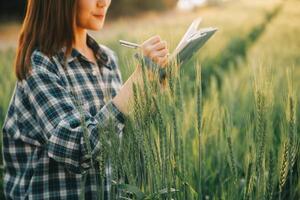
119, 40, 141, 49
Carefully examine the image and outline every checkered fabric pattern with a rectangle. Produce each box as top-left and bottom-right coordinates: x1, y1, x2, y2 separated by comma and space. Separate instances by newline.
2, 34, 125, 199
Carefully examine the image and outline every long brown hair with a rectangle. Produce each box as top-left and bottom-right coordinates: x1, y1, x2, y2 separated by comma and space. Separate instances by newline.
15, 0, 77, 81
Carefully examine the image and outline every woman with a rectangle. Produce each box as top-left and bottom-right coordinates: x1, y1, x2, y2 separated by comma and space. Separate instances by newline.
1, 0, 169, 199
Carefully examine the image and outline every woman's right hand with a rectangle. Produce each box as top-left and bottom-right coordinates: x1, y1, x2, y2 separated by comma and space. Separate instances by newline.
135, 35, 170, 83
140, 35, 169, 68
114, 36, 170, 115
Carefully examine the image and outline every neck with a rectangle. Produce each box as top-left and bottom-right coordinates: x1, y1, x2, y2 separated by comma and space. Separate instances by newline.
73, 27, 88, 52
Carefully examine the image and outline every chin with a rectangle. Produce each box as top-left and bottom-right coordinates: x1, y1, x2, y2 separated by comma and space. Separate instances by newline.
89, 22, 104, 31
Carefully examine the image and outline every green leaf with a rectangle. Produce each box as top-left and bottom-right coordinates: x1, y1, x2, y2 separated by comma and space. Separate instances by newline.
146, 187, 179, 199
117, 184, 146, 200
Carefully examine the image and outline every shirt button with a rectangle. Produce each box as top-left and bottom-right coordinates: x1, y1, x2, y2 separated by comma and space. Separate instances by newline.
92, 69, 97, 76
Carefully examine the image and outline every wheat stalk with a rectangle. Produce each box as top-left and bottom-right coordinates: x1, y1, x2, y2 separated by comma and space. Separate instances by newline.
175, 76, 184, 113
172, 106, 179, 162
244, 151, 254, 200
285, 69, 297, 195
196, 64, 203, 200
265, 151, 274, 200
152, 96, 166, 187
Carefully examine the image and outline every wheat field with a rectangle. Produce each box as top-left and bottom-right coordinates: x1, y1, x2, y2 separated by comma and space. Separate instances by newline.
0, 0, 299, 199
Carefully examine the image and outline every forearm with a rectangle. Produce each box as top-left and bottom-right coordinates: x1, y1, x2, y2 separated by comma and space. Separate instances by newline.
113, 35, 170, 115
112, 66, 144, 115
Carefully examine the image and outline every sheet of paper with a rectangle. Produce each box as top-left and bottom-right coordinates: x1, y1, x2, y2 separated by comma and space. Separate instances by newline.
171, 17, 202, 59
177, 28, 218, 64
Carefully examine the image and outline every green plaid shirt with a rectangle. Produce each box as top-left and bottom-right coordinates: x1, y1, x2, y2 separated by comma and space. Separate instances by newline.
2, 34, 125, 199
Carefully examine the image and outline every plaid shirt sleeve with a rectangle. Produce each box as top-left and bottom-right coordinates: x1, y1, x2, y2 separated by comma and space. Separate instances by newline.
24, 51, 125, 174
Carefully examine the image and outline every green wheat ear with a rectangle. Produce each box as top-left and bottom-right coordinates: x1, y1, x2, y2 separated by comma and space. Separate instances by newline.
279, 140, 289, 193
265, 151, 274, 200
227, 136, 238, 184
254, 89, 267, 177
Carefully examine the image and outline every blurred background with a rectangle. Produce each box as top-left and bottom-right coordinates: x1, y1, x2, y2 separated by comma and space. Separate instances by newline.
0, 0, 208, 19
0, 0, 299, 199
0, 0, 216, 51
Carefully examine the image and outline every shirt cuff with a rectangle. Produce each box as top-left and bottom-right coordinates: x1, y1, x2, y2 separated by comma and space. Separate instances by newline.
108, 100, 126, 124
81, 100, 125, 171
95, 99, 125, 130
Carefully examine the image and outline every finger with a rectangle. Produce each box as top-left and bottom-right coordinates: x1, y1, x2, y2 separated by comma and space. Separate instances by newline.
149, 50, 168, 65
141, 46, 151, 57
141, 37, 162, 56
158, 56, 169, 67
151, 41, 167, 51
151, 35, 161, 43
151, 49, 169, 57
142, 36, 159, 47
150, 55, 160, 64
152, 54, 168, 66
147, 35, 161, 45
